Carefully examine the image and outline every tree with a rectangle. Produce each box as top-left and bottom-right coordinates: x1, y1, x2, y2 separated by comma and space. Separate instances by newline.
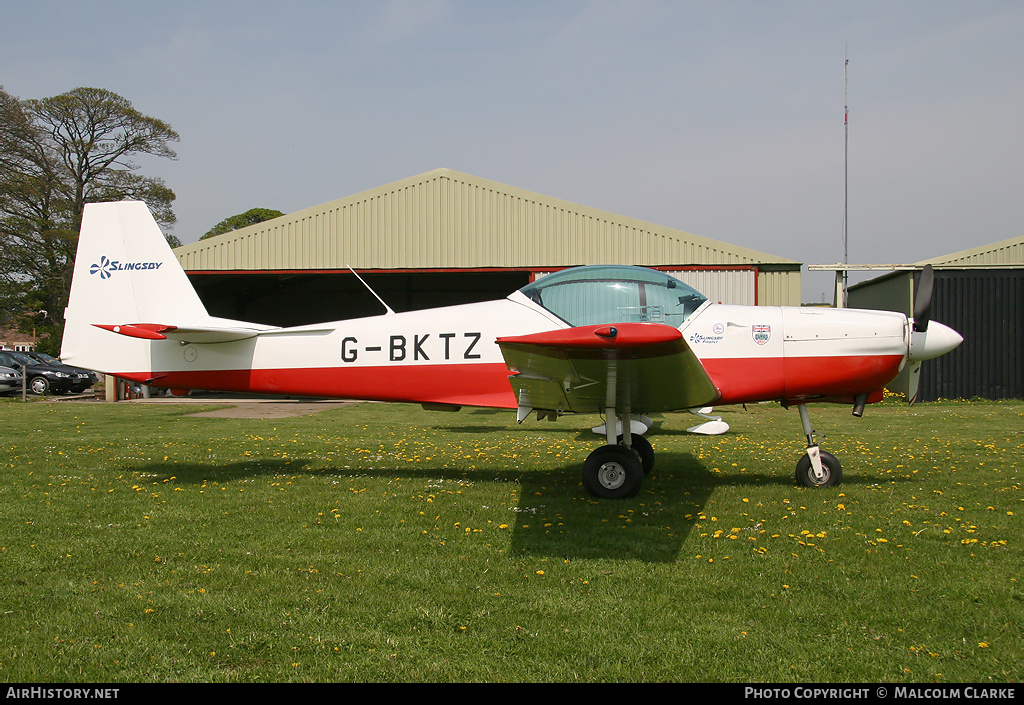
201, 207, 285, 240
0, 86, 179, 354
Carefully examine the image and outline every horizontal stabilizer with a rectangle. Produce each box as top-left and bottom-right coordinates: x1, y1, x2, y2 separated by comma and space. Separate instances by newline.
93, 323, 177, 340
685, 406, 728, 434
686, 420, 730, 435
93, 323, 265, 343
93, 321, 336, 344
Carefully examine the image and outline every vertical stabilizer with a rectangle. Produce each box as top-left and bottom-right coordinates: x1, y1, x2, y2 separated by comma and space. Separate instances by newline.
61, 201, 210, 372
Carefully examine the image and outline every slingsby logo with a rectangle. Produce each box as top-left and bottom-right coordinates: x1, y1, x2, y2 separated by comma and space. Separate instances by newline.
90, 256, 163, 279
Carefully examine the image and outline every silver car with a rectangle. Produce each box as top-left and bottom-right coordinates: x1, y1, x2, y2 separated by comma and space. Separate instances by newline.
0, 365, 23, 394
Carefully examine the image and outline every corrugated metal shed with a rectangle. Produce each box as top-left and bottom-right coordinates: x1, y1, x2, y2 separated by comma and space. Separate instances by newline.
924, 270, 1022, 400
920, 234, 1024, 267
848, 234, 1023, 401
175, 168, 800, 308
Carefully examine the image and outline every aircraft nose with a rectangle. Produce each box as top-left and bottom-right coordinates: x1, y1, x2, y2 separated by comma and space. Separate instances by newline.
908, 321, 963, 362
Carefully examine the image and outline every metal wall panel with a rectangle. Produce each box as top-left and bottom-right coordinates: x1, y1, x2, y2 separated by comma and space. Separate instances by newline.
757, 268, 802, 309
669, 269, 756, 306
920, 270, 1023, 401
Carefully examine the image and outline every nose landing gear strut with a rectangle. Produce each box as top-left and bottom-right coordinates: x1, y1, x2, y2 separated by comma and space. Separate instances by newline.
794, 404, 842, 488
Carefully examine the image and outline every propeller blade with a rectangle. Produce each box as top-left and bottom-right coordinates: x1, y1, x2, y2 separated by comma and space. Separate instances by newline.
907, 363, 922, 405
912, 264, 934, 332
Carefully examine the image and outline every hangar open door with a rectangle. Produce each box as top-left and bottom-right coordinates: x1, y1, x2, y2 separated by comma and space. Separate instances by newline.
188, 269, 533, 327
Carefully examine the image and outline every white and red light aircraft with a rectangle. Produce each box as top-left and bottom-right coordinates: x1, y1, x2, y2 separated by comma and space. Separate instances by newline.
61, 201, 963, 498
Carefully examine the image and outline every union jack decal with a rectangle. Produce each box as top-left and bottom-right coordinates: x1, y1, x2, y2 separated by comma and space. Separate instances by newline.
752, 324, 771, 346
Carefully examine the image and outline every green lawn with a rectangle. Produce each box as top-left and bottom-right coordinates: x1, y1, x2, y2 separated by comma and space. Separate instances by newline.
1, 396, 1020, 682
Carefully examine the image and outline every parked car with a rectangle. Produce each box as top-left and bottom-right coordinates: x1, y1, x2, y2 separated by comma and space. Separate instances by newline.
26, 351, 101, 385
0, 365, 23, 394
0, 350, 95, 395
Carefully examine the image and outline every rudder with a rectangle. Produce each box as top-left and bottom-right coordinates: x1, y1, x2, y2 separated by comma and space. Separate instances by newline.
61, 201, 210, 373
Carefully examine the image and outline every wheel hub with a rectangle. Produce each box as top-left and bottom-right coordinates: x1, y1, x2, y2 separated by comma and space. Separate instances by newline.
598, 462, 626, 490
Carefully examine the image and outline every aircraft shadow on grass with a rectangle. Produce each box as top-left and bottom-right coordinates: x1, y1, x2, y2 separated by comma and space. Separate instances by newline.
137, 427, 904, 565
140, 456, 708, 563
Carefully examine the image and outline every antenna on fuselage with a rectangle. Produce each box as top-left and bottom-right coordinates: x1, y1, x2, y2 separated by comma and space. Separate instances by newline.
347, 266, 395, 315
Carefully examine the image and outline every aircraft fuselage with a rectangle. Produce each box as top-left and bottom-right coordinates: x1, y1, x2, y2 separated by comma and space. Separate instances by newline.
109, 292, 913, 411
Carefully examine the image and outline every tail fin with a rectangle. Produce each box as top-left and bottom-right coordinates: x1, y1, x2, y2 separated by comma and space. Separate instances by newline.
61, 201, 222, 373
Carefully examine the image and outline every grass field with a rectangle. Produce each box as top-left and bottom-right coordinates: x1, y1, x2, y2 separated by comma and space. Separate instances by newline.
1, 395, 1020, 683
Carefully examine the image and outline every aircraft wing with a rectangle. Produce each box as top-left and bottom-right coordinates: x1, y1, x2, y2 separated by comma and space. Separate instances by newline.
497, 323, 720, 418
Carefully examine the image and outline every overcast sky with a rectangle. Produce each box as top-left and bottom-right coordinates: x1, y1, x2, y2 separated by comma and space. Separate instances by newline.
4, 0, 1022, 302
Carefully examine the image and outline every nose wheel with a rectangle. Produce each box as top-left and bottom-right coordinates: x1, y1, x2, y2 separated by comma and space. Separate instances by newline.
795, 448, 842, 487
794, 404, 843, 488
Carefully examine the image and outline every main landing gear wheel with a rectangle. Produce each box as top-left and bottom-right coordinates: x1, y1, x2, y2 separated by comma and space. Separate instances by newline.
618, 433, 654, 475
582, 445, 644, 499
795, 450, 842, 488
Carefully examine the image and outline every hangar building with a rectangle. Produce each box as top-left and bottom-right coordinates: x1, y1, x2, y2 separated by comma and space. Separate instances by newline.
174, 168, 802, 327
848, 234, 1023, 401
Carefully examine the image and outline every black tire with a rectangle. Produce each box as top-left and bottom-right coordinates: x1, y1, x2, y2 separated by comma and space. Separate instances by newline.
29, 376, 50, 395
795, 450, 842, 488
582, 445, 644, 499
617, 433, 654, 475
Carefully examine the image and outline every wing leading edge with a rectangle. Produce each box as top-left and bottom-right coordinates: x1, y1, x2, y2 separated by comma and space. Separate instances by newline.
497, 323, 720, 420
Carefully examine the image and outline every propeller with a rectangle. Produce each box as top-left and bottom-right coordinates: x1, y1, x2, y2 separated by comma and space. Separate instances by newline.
906, 263, 962, 404
907, 362, 924, 405
907, 264, 934, 403
912, 264, 934, 332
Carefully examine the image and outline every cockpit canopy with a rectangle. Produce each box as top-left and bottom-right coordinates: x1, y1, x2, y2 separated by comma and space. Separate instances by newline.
518, 265, 707, 328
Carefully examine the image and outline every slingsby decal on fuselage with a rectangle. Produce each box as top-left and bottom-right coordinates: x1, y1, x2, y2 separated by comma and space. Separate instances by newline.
341, 332, 483, 363
687, 322, 726, 345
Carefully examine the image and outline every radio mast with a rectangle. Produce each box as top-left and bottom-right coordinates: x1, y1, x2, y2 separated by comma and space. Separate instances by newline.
841, 48, 849, 307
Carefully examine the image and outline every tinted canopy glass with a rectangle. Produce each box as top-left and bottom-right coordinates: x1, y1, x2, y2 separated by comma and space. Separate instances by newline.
519, 265, 707, 327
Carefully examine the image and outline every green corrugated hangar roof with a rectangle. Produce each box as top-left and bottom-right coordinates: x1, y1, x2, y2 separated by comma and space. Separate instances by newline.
918, 233, 1024, 268
174, 168, 802, 311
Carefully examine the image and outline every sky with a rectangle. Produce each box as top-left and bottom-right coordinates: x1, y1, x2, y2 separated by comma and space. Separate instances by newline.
3, 0, 1022, 302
